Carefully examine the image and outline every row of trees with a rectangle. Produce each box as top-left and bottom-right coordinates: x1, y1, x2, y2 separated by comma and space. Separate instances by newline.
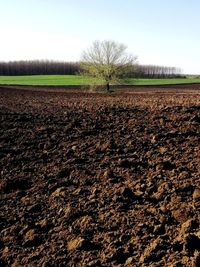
0, 60, 79, 76
133, 65, 182, 78
0, 40, 185, 92
0, 60, 182, 78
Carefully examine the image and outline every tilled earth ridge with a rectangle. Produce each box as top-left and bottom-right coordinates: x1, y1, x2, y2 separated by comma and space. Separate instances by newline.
0, 86, 200, 267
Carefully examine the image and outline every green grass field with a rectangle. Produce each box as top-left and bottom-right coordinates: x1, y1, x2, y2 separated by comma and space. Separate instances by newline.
0, 75, 93, 86
0, 75, 200, 86
123, 78, 200, 85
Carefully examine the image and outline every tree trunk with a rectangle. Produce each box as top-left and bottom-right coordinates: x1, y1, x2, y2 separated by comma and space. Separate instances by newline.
106, 82, 110, 92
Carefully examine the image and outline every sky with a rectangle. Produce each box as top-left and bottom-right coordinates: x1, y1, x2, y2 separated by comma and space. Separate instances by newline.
0, 0, 199, 74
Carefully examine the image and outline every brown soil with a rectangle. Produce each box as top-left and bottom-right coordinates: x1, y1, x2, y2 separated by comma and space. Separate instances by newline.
0, 85, 200, 267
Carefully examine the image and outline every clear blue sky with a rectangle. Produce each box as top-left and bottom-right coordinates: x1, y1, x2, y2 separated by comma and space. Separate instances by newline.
0, 0, 199, 74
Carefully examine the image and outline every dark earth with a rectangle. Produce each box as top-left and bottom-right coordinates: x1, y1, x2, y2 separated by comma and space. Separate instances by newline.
0, 85, 200, 266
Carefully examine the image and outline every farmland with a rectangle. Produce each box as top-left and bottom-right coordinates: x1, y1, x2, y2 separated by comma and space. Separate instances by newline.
0, 85, 200, 266
0, 75, 200, 86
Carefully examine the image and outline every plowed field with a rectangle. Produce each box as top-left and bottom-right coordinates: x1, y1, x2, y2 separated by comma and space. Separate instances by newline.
0, 85, 200, 266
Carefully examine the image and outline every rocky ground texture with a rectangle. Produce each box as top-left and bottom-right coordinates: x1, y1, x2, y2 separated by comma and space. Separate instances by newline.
0, 85, 200, 266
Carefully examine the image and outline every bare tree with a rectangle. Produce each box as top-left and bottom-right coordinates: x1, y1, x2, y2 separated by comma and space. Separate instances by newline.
80, 40, 137, 91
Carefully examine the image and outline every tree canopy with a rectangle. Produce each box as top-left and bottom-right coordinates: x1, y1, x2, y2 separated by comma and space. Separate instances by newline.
80, 40, 137, 91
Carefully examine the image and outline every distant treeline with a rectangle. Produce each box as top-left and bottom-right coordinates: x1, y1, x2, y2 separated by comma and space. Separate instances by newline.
0, 61, 79, 76
133, 65, 183, 78
0, 60, 184, 78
